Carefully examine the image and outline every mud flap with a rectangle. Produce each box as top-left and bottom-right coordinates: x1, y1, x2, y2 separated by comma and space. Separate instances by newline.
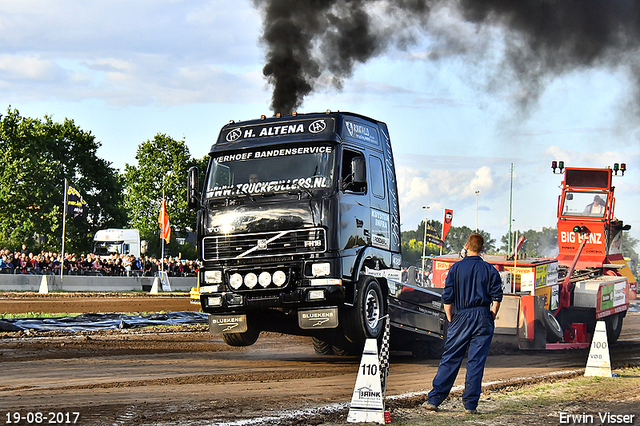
298, 307, 339, 329
208, 314, 248, 334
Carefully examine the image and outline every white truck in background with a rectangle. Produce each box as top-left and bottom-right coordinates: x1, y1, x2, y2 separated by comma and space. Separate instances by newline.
93, 229, 141, 259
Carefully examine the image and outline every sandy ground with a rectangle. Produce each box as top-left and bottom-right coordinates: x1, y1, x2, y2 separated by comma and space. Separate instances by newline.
0, 294, 639, 425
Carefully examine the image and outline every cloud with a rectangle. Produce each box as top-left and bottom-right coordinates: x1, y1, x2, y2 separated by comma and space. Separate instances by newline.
544, 145, 640, 168
0, 1, 265, 107
0, 54, 65, 81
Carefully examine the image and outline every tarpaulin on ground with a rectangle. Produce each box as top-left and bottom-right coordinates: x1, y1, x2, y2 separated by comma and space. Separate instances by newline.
0, 312, 208, 332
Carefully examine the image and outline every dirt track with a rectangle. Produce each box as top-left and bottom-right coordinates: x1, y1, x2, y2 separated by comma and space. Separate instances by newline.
1, 295, 639, 426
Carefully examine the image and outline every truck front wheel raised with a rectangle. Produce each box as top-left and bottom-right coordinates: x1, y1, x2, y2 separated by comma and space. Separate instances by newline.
343, 276, 385, 347
222, 327, 260, 347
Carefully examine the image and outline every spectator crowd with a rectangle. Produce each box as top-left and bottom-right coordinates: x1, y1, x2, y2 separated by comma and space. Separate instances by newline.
0, 245, 197, 277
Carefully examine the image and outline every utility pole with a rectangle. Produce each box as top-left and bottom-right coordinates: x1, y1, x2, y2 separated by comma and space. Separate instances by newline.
508, 163, 514, 254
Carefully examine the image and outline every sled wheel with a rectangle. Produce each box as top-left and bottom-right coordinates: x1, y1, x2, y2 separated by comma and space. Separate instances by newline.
543, 309, 563, 343
605, 312, 624, 344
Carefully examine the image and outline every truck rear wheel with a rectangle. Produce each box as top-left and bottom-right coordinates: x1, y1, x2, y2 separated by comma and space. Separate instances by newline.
411, 337, 444, 359
222, 327, 260, 347
312, 337, 334, 355
343, 276, 385, 347
605, 312, 624, 344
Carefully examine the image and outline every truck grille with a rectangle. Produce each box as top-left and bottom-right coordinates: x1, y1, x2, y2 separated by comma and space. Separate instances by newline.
203, 228, 326, 261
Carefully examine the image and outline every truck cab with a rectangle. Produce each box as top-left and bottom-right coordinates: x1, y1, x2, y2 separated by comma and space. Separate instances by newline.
93, 228, 141, 259
188, 111, 404, 353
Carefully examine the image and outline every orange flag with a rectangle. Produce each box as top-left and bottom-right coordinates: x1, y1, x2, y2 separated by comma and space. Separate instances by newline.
158, 200, 171, 243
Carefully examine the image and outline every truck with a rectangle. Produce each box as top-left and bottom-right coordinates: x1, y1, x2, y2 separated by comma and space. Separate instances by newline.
431, 163, 634, 349
93, 228, 141, 259
187, 111, 447, 356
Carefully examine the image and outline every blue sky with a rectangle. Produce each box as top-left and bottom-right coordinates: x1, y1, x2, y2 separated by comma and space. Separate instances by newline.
1, 0, 638, 246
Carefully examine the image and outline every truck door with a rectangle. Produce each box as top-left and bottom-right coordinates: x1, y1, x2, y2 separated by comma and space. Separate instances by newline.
368, 155, 391, 251
339, 147, 370, 254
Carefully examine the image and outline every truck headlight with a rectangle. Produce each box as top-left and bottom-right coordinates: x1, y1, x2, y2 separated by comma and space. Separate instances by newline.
244, 272, 258, 289
308, 289, 325, 300
207, 296, 222, 307
258, 272, 271, 288
204, 270, 222, 284
273, 270, 287, 287
229, 273, 243, 290
312, 263, 331, 277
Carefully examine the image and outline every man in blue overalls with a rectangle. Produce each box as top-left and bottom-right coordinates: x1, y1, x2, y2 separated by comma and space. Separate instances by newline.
424, 233, 503, 414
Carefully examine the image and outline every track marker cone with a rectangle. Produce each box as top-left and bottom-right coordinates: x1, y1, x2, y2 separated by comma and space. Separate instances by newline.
584, 320, 612, 377
149, 277, 160, 294
38, 275, 49, 294
347, 338, 385, 424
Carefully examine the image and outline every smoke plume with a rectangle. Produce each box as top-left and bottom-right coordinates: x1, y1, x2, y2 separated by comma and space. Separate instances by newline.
253, 0, 640, 114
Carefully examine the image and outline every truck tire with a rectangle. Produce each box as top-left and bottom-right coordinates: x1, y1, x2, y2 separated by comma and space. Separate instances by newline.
343, 276, 385, 347
222, 328, 260, 347
543, 309, 563, 343
312, 337, 334, 355
411, 337, 444, 359
605, 312, 624, 344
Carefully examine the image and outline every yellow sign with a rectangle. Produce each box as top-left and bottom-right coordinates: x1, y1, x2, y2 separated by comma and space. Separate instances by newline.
535, 264, 548, 288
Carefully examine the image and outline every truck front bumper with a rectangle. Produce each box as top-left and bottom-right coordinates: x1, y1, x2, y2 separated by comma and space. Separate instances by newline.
200, 284, 345, 312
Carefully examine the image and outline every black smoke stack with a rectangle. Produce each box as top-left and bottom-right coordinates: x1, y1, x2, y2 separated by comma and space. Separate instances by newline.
254, 0, 392, 114
254, 0, 640, 115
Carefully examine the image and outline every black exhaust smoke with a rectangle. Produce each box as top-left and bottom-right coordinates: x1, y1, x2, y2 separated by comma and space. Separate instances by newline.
253, 0, 640, 114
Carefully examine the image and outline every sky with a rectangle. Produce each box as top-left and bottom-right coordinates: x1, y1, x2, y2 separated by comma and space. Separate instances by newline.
1, 0, 639, 248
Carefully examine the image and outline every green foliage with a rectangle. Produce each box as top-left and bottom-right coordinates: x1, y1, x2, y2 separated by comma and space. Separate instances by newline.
401, 219, 442, 266
499, 227, 558, 257
622, 232, 638, 278
444, 225, 496, 254
0, 107, 126, 252
122, 134, 207, 256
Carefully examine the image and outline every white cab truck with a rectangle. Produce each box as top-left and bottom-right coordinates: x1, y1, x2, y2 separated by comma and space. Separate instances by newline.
93, 229, 141, 259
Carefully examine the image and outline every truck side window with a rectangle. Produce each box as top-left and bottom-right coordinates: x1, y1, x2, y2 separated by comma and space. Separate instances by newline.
370, 156, 385, 199
342, 149, 366, 193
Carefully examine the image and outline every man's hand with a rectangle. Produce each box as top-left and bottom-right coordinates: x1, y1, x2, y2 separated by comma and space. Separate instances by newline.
444, 304, 453, 322
491, 301, 501, 320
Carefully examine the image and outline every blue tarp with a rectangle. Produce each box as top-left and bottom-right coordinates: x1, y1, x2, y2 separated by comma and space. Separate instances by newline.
0, 312, 208, 332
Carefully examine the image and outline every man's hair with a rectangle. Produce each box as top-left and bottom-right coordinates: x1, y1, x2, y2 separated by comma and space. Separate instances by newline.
467, 233, 484, 253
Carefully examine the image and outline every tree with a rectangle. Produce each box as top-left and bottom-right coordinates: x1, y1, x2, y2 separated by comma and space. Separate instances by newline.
122, 133, 206, 256
0, 108, 126, 252
622, 232, 638, 279
401, 220, 443, 266
444, 225, 496, 254
499, 227, 558, 257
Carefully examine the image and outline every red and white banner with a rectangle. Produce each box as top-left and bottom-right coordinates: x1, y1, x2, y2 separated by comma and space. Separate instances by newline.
158, 200, 171, 243
441, 209, 453, 246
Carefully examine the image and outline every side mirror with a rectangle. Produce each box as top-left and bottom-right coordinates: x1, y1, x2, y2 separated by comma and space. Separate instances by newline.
187, 166, 200, 209
352, 157, 366, 184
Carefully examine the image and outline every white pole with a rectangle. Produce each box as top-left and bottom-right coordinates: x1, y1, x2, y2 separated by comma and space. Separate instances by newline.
475, 190, 479, 232
439, 208, 444, 256
161, 182, 165, 272
60, 179, 68, 280
422, 206, 429, 283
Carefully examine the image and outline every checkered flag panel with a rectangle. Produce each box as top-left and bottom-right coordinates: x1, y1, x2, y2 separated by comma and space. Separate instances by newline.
379, 315, 391, 395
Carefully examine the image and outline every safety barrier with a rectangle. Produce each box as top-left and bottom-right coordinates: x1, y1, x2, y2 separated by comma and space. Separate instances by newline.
0, 274, 195, 292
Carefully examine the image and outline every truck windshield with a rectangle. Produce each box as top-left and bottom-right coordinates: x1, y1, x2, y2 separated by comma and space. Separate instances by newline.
205, 145, 335, 198
93, 241, 123, 256
562, 191, 608, 218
